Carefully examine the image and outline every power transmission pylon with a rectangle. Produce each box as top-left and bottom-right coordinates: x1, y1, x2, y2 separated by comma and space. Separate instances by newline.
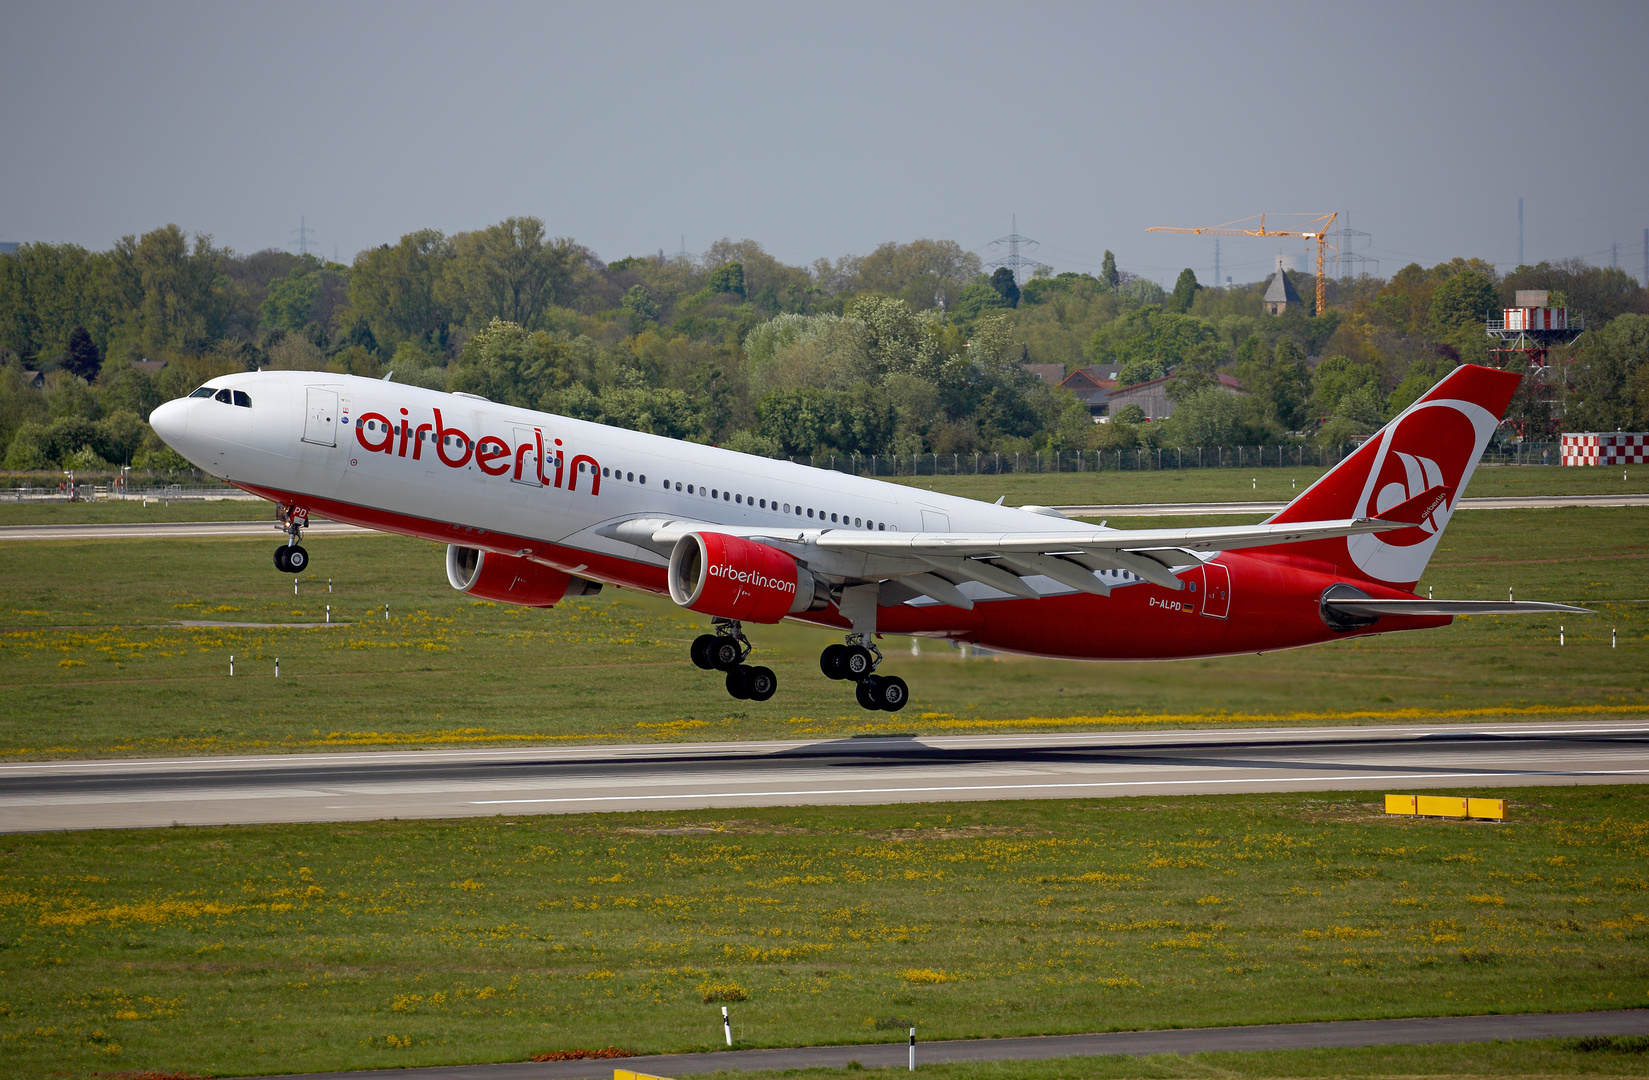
985, 215, 1051, 284
290, 216, 317, 257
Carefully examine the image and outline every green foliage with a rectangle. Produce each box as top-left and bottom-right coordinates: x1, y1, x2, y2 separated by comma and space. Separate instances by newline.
1088, 307, 1221, 385
259, 262, 323, 333
1167, 268, 1201, 314
443, 218, 584, 333
63, 325, 101, 380
621, 284, 657, 332
1428, 268, 1498, 335
1567, 313, 1649, 431
346, 229, 455, 352
988, 267, 1020, 308
1233, 338, 1311, 432
1159, 385, 1262, 448
844, 238, 982, 311
756, 385, 896, 457
705, 261, 746, 298
1100, 249, 1119, 290
448, 318, 577, 409
3, 408, 145, 469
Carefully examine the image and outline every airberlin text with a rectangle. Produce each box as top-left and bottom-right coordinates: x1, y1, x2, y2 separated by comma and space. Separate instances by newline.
708, 563, 797, 594
353, 407, 600, 495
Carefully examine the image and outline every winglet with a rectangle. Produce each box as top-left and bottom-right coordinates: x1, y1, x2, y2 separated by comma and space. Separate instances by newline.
1374, 484, 1451, 526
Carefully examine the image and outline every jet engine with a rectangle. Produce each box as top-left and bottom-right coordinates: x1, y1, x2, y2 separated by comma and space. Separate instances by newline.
667, 532, 828, 623
445, 545, 601, 608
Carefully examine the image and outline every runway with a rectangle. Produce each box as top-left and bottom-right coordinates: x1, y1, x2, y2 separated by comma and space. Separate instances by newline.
3, 720, 1646, 833
250, 1009, 1649, 1080
1, 492, 1644, 542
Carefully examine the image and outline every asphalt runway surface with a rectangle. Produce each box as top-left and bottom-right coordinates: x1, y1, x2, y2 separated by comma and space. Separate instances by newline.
2, 492, 1646, 543
250, 1009, 1649, 1080
4, 720, 1646, 833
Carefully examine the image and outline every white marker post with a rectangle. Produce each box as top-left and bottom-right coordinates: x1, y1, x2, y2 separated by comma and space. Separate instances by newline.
229, 655, 234, 677
384, 604, 389, 622
1560, 625, 1565, 646
294, 578, 299, 595
722, 1005, 732, 1046
909, 1028, 915, 1071
275, 657, 280, 678
326, 605, 331, 624
328, 578, 333, 593
1613, 627, 1617, 649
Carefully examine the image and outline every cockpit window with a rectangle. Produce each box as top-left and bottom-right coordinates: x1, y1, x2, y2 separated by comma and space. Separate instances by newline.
232, 390, 251, 407
190, 386, 216, 398
214, 388, 233, 404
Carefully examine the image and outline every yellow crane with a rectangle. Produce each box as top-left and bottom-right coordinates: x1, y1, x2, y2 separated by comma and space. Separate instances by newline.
1147, 213, 1339, 315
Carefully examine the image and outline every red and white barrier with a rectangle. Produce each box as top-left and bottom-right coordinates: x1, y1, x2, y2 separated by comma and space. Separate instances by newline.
1562, 432, 1649, 465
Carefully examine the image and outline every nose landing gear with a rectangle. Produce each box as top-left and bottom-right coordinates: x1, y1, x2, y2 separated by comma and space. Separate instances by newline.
821, 633, 908, 711
273, 504, 310, 573
689, 618, 776, 702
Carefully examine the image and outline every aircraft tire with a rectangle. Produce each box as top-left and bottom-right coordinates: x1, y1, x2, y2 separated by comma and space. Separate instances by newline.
690, 634, 718, 670
273, 546, 292, 573
876, 675, 909, 712
746, 665, 777, 702
842, 646, 874, 681
820, 643, 848, 680
855, 675, 882, 711
286, 545, 309, 573
725, 666, 752, 700
709, 637, 743, 671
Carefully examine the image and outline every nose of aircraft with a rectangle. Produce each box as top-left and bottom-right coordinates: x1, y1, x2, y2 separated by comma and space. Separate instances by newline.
148, 398, 188, 449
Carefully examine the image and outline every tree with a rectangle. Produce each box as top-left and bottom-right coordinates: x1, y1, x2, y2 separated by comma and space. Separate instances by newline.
622, 284, 657, 332
1428, 268, 1498, 336
846, 239, 982, 311
104, 225, 233, 359
1088, 307, 1221, 385
1234, 338, 1312, 431
1567, 313, 1649, 431
989, 267, 1020, 308
63, 326, 101, 380
706, 262, 745, 298
448, 318, 577, 409
346, 229, 455, 352
260, 265, 322, 334
444, 218, 582, 331
1168, 268, 1201, 315
1100, 250, 1119, 291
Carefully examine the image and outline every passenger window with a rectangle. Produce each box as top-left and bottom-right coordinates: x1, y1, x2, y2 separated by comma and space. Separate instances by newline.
758, 499, 766, 509
878, 523, 885, 531
854, 517, 861, 527
830, 513, 838, 523
627, 472, 634, 482
639, 474, 646, 484
233, 391, 251, 407
602, 467, 609, 477
214, 388, 233, 403
807, 508, 814, 518
735, 494, 741, 504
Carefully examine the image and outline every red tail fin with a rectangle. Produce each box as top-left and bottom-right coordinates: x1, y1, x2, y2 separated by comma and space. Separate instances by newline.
1263, 364, 1521, 590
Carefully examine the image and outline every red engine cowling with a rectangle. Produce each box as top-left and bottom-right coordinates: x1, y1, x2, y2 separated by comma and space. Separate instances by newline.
667, 532, 823, 623
446, 546, 601, 607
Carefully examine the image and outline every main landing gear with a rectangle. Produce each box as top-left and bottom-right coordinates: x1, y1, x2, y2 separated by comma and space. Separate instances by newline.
821, 634, 908, 712
273, 504, 310, 574
690, 618, 777, 702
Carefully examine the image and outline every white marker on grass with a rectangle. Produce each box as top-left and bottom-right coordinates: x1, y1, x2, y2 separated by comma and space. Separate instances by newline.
722, 1005, 732, 1046
909, 1028, 915, 1071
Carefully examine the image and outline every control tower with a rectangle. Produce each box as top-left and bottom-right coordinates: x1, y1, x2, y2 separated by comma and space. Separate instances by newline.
1486, 290, 1586, 438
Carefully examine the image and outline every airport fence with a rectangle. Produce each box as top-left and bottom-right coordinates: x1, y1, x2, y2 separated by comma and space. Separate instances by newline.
796, 441, 1561, 477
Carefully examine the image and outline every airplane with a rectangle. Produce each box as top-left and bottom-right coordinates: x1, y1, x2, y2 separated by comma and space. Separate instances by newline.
148, 362, 1586, 712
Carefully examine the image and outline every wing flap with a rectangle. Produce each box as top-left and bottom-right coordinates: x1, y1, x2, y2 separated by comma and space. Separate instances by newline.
1323, 599, 1593, 616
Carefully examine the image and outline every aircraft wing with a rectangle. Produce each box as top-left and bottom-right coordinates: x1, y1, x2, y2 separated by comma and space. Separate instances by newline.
602, 514, 1413, 603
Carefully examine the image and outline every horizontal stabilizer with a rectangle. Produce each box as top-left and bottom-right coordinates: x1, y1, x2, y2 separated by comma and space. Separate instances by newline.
1322, 598, 1593, 616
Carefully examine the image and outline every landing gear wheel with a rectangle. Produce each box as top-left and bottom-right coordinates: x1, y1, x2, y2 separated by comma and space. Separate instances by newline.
855, 676, 882, 711
820, 643, 849, 680
273, 545, 292, 572
842, 645, 874, 681
285, 545, 309, 573
745, 665, 777, 702
690, 634, 718, 670
725, 666, 751, 700
709, 637, 744, 671
876, 675, 909, 712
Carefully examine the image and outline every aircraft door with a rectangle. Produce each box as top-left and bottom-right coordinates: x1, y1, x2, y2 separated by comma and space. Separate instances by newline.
920, 509, 950, 532
302, 388, 339, 447
511, 427, 541, 486
1199, 560, 1231, 619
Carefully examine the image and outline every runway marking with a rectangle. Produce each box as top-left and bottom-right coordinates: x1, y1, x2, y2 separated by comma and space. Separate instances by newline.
469, 768, 1649, 805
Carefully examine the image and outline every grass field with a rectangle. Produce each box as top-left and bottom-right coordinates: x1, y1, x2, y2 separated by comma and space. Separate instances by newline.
1, 788, 1645, 1077
0, 506, 1644, 758
701, 1040, 1649, 1080
1, 462, 1646, 527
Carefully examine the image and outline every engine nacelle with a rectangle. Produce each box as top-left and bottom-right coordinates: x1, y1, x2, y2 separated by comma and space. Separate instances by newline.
446, 545, 601, 607
667, 532, 825, 623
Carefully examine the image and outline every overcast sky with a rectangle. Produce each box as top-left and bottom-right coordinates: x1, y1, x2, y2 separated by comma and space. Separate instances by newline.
3, 0, 1646, 286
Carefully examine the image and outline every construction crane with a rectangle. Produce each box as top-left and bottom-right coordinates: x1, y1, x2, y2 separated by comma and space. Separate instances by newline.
1147, 213, 1339, 315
